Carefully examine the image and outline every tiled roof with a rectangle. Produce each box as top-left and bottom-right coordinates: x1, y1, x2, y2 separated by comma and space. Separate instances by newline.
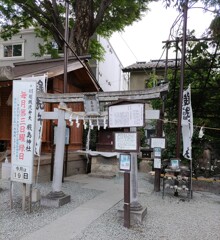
122, 59, 180, 72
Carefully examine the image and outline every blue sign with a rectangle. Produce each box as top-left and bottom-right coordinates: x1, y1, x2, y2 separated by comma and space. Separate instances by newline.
119, 154, 131, 171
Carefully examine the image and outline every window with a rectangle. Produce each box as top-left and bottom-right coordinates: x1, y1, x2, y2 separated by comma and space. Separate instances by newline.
4, 43, 23, 57
0, 41, 24, 59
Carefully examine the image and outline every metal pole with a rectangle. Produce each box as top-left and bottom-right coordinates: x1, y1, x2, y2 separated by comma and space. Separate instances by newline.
64, 0, 69, 93
176, 0, 188, 158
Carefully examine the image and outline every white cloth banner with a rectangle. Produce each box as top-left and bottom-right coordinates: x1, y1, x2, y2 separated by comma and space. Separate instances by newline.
181, 85, 193, 159
22, 75, 46, 156
11, 81, 36, 184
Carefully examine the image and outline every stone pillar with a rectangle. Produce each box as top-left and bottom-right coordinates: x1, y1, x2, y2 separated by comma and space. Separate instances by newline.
52, 107, 66, 193
41, 103, 71, 206
130, 130, 143, 211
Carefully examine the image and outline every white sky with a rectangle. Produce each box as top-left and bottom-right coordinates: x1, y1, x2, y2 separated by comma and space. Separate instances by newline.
109, 2, 214, 67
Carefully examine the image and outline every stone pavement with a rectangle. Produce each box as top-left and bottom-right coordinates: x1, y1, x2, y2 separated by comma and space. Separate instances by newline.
21, 174, 125, 240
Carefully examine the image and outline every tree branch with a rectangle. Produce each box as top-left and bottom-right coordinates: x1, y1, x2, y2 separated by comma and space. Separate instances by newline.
92, 0, 113, 35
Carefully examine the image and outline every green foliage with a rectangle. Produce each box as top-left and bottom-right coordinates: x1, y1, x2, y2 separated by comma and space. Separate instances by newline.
147, 71, 163, 112
210, 15, 220, 41
162, 31, 220, 162
138, 127, 147, 147
151, 99, 162, 110
96, 0, 150, 37
89, 39, 105, 62
162, 122, 178, 159
33, 42, 60, 58
146, 72, 158, 88
0, 0, 152, 60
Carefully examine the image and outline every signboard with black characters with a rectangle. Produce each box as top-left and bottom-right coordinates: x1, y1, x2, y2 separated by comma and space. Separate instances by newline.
11, 81, 36, 184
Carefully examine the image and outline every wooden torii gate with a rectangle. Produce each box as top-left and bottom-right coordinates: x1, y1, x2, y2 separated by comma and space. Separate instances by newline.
39, 84, 168, 207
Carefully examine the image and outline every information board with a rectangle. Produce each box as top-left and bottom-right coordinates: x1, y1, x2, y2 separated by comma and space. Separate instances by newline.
154, 158, 161, 169
153, 147, 162, 157
145, 110, 160, 120
119, 154, 131, 171
11, 81, 36, 184
114, 132, 138, 151
150, 137, 166, 149
108, 103, 144, 128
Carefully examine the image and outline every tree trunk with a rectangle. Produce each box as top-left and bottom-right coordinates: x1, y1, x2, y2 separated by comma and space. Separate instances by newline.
72, 0, 94, 55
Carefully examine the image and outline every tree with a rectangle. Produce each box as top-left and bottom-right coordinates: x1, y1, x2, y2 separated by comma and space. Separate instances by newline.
0, 0, 151, 59
154, 1, 220, 171
158, 30, 220, 176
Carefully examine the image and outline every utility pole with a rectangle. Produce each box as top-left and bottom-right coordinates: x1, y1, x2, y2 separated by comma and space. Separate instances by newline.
64, 0, 69, 93
176, 0, 188, 158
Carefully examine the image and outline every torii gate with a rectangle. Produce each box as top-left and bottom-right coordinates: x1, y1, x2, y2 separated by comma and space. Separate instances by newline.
39, 84, 168, 207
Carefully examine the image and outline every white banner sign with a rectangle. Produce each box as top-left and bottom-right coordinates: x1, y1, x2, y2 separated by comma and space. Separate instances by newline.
181, 85, 193, 160
22, 76, 46, 156
11, 81, 36, 184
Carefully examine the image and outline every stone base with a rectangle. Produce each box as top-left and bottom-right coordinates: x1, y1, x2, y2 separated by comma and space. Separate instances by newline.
90, 156, 119, 177
88, 172, 116, 179
32, 188, 41, 202
41, 191, 71, 208
118, 205, 147, 224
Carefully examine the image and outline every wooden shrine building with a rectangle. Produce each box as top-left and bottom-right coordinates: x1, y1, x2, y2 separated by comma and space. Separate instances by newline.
0, 56, 102, 180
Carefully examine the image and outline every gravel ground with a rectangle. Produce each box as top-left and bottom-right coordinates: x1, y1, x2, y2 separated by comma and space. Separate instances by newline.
1, 173, 220, 240
0, 180, 103, 240
73, 174, 220, 240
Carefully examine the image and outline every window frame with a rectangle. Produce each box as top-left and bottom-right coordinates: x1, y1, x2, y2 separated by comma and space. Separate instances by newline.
0, 40, 24, 60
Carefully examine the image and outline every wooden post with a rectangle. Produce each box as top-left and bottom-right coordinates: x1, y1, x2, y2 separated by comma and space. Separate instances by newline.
10, 181, 13, 209
154, 148, 162, 192
124, 171, 130, 228
29, 184, 32, 213
154, 100, 164, 192
22, 183, 26, 211
154, 169, 161, 192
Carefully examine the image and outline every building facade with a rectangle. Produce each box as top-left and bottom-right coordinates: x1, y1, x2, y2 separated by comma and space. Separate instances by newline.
0, 28, 128, 91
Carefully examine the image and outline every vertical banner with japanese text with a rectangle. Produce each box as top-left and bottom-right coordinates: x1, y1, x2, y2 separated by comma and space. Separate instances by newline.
181, 85, 193, 160
22, 75, 46, 156
11, 81, 36, 184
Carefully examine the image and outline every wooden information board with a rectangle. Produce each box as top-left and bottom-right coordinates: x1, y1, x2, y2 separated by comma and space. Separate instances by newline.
114, 132, 138, 152
108, 103, 144, 128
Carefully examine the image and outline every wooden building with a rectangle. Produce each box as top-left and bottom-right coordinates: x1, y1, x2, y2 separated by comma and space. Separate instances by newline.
0, 56, 102, 180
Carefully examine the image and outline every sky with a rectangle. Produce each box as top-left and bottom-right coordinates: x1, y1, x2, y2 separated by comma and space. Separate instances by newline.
109, 1, 215, 67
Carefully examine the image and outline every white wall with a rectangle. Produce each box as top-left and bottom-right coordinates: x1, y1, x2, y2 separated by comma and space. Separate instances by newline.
0, 30, 129, 92
0, 28, 44, 67
96, 36, 128, 92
